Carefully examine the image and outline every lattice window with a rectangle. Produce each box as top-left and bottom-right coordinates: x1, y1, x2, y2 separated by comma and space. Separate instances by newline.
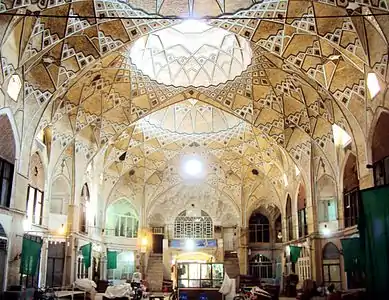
174, 210, 213, 239
297, 247, 311, 282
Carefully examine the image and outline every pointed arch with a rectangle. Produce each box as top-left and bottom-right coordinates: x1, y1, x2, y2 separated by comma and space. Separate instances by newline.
342, 152, 360, 228
297, 183, 308, 238
286, 194, 293, 241
0, 112, 16, 208
370, 110, 389, 186
105, 198, 139, 238
50, 175, 71, 215
249, 212, 270, 243
79, 183, 90, 233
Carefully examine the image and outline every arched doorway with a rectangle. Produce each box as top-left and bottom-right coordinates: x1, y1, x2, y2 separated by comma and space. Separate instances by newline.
80, 184, 90, 233
372, 112, 389, 186
249, 254, 273, 280
322, 243, 341, 289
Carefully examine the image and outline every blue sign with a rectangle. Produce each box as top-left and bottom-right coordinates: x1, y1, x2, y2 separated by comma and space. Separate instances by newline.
169, 239, 217, 248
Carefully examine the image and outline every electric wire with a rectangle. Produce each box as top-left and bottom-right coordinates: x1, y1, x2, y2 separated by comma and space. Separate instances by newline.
0, 10, 389, 21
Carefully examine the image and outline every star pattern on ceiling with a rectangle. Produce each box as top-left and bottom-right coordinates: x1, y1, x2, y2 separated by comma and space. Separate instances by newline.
1, 0, 388, 222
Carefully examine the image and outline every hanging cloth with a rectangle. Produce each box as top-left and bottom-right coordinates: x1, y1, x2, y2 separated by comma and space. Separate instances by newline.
20, 237, 42, 276
340, 238, 364, 272
359, 185, 389, 298
289, 246, 302, 263
107, 250, 118, 269
80, 243, 92, 269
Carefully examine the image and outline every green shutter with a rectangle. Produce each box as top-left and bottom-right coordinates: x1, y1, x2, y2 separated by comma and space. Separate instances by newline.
80, 243, 92, 269
341, 238, 364, 272
107, 250, 118, 270
20, 238, 42, 276
289, 246, 301, 263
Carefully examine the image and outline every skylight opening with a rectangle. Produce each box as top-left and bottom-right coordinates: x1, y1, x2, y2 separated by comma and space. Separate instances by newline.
367, 72, 380, 99
332, 124, 352, 148
129, 20, 252, 87
7, 74, 21, 101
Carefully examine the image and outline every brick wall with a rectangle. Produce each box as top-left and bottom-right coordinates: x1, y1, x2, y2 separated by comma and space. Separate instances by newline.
0, 114, 15, 163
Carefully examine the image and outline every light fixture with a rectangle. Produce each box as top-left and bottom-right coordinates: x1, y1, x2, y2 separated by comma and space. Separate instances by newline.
277, 231, 283, 240
367, 72, 380, 98
321, 224, 331, 237
185, 239, 195, 251
141, 237, 148, 246
58, 224, 66, 235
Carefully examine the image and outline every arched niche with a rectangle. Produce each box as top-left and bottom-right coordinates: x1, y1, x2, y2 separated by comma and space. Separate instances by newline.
50, 176, 70, 215
286, 194, 293, 241
249, 212, 270, 243
322, 242, 341, 289
372, 112, 389, 186
79, 184, 90, 233
0, 114, 16, 208
343, 153, 360, 228
173, 210, 213, 239
297, 184, 308, 238
317, 175, 338, 233
105, 198, 139, 238
27, 152, 45, 225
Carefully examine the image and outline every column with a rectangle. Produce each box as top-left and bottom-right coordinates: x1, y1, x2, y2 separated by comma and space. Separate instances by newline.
238, 227, 248, 275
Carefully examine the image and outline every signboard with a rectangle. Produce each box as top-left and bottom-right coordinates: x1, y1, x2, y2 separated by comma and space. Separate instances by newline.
169, 239, 217, 248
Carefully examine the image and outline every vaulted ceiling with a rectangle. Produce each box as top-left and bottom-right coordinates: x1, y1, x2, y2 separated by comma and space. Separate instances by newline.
1, 0, 388, 225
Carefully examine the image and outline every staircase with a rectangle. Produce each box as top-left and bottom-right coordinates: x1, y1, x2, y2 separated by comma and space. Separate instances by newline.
146, 253, 164, 292
224, 251, 240, 279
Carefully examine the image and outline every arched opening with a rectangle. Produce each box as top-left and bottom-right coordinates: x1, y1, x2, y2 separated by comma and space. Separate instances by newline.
80, 184, 90, 234
26, 152, 45, 226
322, 242, 341, 289
343, 153, 360, 228
286, 195, 293, 241
372, 112, 389, 186
249, 212, 270, 243
249, 254, 273, 280
297, 184, 308, 238
107, 250, 136, 284
0, 114, 15, 208
50, 177, 70, 215
317, 175, 338, 233
275, 215, 282, 243
174, 210, 213, 239
105, 198, 139, 238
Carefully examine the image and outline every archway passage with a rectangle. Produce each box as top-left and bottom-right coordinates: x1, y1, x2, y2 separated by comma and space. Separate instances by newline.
372, 112, 389, 186
322, 243, 341, 290
0, 114, 15, 208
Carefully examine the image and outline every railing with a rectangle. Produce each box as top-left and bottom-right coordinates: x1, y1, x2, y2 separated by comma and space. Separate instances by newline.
104, 228, 138, 238
164, 224, 214, 240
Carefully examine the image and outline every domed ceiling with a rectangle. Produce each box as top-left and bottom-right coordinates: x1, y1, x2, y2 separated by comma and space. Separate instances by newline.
1, 0, 388, 225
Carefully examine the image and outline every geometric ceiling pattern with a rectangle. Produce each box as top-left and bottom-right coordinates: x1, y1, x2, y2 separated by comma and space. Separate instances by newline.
1, 0, 389, 224
129, 20, 253, 87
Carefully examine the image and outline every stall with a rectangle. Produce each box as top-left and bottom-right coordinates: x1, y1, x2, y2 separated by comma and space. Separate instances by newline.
176, 262, 224, 300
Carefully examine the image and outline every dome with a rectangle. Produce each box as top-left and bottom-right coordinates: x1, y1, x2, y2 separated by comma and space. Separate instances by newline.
129, 20, 252, 87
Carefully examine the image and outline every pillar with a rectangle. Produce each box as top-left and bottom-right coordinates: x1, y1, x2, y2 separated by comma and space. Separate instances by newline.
238, 227, 248, 275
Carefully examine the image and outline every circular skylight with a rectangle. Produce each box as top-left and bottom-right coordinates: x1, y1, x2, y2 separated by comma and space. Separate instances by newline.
129, 20, 252, 87
184, 159, 203, 176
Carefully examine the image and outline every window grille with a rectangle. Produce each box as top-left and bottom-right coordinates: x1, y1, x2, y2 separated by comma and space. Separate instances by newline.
297, 247, 311, 282
174, 210, 213, 239
249, 255, 273, 279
